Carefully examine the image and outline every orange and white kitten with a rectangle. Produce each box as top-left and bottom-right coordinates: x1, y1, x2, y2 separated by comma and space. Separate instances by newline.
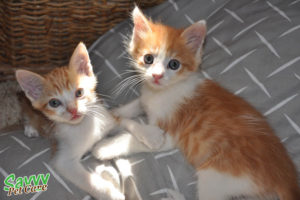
16, 43, 125, 200
93, 7, 300, 200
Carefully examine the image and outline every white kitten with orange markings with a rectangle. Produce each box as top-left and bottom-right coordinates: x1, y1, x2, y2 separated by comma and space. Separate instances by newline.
93, 7, 300, 200
16, 43, 125, 200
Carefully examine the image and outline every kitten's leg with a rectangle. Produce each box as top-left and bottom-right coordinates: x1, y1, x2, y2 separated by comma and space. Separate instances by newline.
52, 151, 124, 200
120, 118, 166, 149
112, 98, 143, 118
93, 132, 175, 160
18, 92, 41, 138
24, 124, 39, 138
23, 116, 39, 138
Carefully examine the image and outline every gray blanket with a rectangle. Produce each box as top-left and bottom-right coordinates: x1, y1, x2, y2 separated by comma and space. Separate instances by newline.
1, 0, 300, 199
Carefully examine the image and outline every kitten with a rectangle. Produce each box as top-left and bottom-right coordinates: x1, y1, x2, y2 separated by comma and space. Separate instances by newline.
93, 7, 300, 200
16, 43, 125, 200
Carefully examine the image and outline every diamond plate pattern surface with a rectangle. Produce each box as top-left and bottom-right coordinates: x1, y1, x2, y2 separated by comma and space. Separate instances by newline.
1, 0, 300, 199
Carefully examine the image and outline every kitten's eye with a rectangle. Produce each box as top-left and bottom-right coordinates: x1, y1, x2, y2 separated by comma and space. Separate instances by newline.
75, 88, 84, 98
144, 54, 154, 64
49, 99, 61, 108
168, 59, 180, 70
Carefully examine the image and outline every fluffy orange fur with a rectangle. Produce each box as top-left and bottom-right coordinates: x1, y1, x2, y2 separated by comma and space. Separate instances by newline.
131, 23, 197, 74
30, 66, 96, 115
158, 80, 299, 199
130, 10, 300, 199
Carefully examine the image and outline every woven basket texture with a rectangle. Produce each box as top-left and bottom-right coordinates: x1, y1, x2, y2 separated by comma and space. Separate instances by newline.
0, 0, 164, 80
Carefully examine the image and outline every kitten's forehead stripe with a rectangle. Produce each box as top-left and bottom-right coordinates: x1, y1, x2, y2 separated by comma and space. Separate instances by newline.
43, 66, 75, 96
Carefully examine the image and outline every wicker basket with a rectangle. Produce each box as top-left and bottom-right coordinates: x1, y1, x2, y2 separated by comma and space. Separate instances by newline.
0, 0, 165, 81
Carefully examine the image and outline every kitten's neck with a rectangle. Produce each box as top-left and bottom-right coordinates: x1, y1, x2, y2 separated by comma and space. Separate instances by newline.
141, 73, 204, 124
54, 104, 114, 143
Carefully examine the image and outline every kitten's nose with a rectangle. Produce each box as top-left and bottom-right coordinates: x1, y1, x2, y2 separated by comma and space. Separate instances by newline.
67, 107, 77, 116
152, 74, 163, 81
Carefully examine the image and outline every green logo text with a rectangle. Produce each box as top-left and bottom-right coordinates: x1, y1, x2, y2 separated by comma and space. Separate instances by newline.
3, 173, 50, 196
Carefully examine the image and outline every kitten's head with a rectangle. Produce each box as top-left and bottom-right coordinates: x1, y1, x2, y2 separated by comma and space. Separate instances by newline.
128, 7, 206, 90
16, 42, 97, 124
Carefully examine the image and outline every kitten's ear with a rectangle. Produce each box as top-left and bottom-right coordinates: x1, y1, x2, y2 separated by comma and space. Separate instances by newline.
181, 20, 207, 63
69, 42, 93, 76
15, 70, 44, 101
131, 7, 152, 44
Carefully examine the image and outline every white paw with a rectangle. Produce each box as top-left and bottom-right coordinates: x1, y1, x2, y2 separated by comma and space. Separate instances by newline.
110, 190, 125, 200
24, 125, 39, 138
95, 165, 120, 187
139, 126, 165, 150
161, 189, 185, 200
92, 142, 115, 160
94, 185, 124, 200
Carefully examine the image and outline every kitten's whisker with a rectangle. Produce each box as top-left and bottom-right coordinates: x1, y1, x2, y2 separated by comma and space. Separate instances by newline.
105, 67, 141, 82
85, 113, 107, 124
119, 78, 141, 96
97, 93, 112, 100
112, 75, 143, 96
132, 79, 145, 91
116, 74, 142, 86
86, 111, 105, 120
118, 70, 137, 76
86, 100, 105, 106
113, 77, 142, 96
125, 78, 144, 96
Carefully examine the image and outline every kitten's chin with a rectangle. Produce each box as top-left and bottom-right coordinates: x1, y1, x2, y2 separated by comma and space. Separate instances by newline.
50, 115, 84, 125
146, 79, 179, 91
68, 115, 84, 124
146, 82, 166, 90
145, 79, 168, 90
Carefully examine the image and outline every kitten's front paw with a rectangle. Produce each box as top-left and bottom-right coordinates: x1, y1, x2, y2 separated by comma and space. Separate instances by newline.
92, 141, 115, 160
110, 190, 125, 200
24, 125, 39, 138
161, 189, 185, 200
95, 165, 120, 188
94, 186, 124, 200
139, 126, 165, 150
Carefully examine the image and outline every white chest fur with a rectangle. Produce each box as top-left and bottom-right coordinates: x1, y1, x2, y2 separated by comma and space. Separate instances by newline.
140, 74, 203, 125
55, 106, 114, 156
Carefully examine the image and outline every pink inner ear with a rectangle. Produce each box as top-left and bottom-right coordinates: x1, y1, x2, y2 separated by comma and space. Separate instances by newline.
77, 56, 91, 76
132, 7, 151, 39
70, 43, 93, 76
16, 70, 44, 101
182, 22, 206, 53
134, 15, 149, 33
185, 31, 203, 52
26, 79, 43, 100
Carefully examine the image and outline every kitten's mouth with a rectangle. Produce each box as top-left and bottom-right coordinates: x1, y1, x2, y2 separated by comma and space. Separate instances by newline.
153, 79, 161, 85
148, 79, 165, 89
71, 114, 82, 121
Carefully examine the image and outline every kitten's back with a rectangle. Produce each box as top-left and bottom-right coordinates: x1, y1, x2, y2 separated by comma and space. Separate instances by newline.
159, 80, 299, 199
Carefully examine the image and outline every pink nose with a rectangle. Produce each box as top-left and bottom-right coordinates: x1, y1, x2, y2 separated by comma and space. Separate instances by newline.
152, 74, 163, 81
67, 108, 77, 116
